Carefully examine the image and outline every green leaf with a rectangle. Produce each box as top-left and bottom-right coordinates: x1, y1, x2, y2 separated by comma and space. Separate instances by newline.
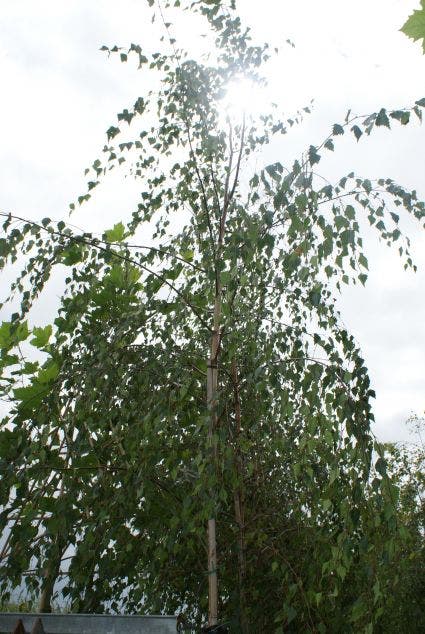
106, 125, 120, 140
0, 322, 12, 349
180, 249, 194, 262
105, 222, 126, 243
351, 125, 362, 141
30, 325, 52, 349
401, 3, 425, 53
284, 604, 297, 624
0, 238, 7, 257
414, 104, 423, 121
358, 253, 368, 270
362, 179, 372, 194
61, 244, 85, 265
14, 383, 49, 413
332, 124, 344, 136
322, 499, 332, 511
0, 321, 29, 349
265, 162, 283, 181
250, 174, 259, 188
375, 457, 387, 476
376, 108, 390, 128
37, 361, 59, 384
308, 145, 321, 165
390, 110, 410, 125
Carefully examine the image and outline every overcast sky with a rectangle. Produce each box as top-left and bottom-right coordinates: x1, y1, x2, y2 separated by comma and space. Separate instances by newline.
0, 0, 424, 442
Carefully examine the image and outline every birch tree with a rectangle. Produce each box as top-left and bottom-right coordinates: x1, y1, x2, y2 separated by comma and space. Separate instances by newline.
1, 1, 424, 631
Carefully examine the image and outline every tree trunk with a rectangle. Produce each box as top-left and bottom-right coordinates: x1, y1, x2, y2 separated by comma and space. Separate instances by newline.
38, 540, 64, 613
205, 118, 245, 627
206, 293, 222, 627
232, 359, 248, 633
39, 580, 54, 613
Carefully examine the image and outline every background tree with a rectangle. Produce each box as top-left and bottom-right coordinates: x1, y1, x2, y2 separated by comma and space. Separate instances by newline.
374, 415, 425, 633
1, 0, 424, 631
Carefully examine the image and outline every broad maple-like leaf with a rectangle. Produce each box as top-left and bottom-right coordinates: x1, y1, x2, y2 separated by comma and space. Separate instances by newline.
401, 1, 425, 53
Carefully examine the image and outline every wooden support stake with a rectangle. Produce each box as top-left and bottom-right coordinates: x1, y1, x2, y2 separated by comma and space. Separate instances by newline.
208, 517, 218, 627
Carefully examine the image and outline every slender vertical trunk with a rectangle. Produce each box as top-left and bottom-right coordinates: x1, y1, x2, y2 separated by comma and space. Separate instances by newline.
231, 359, 248, 633
205, 117, 245, 627
39, 579, 54, 613
38, 539, 64, 613
207, 292, 222, 627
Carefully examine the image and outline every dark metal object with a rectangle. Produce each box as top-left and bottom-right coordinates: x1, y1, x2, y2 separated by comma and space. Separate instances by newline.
0, 613, 177, 634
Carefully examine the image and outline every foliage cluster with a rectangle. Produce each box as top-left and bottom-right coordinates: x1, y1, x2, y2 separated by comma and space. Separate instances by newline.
375, 417, 425, 633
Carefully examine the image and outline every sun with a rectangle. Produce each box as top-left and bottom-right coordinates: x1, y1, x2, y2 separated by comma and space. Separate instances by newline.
220, 76, 272, 124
